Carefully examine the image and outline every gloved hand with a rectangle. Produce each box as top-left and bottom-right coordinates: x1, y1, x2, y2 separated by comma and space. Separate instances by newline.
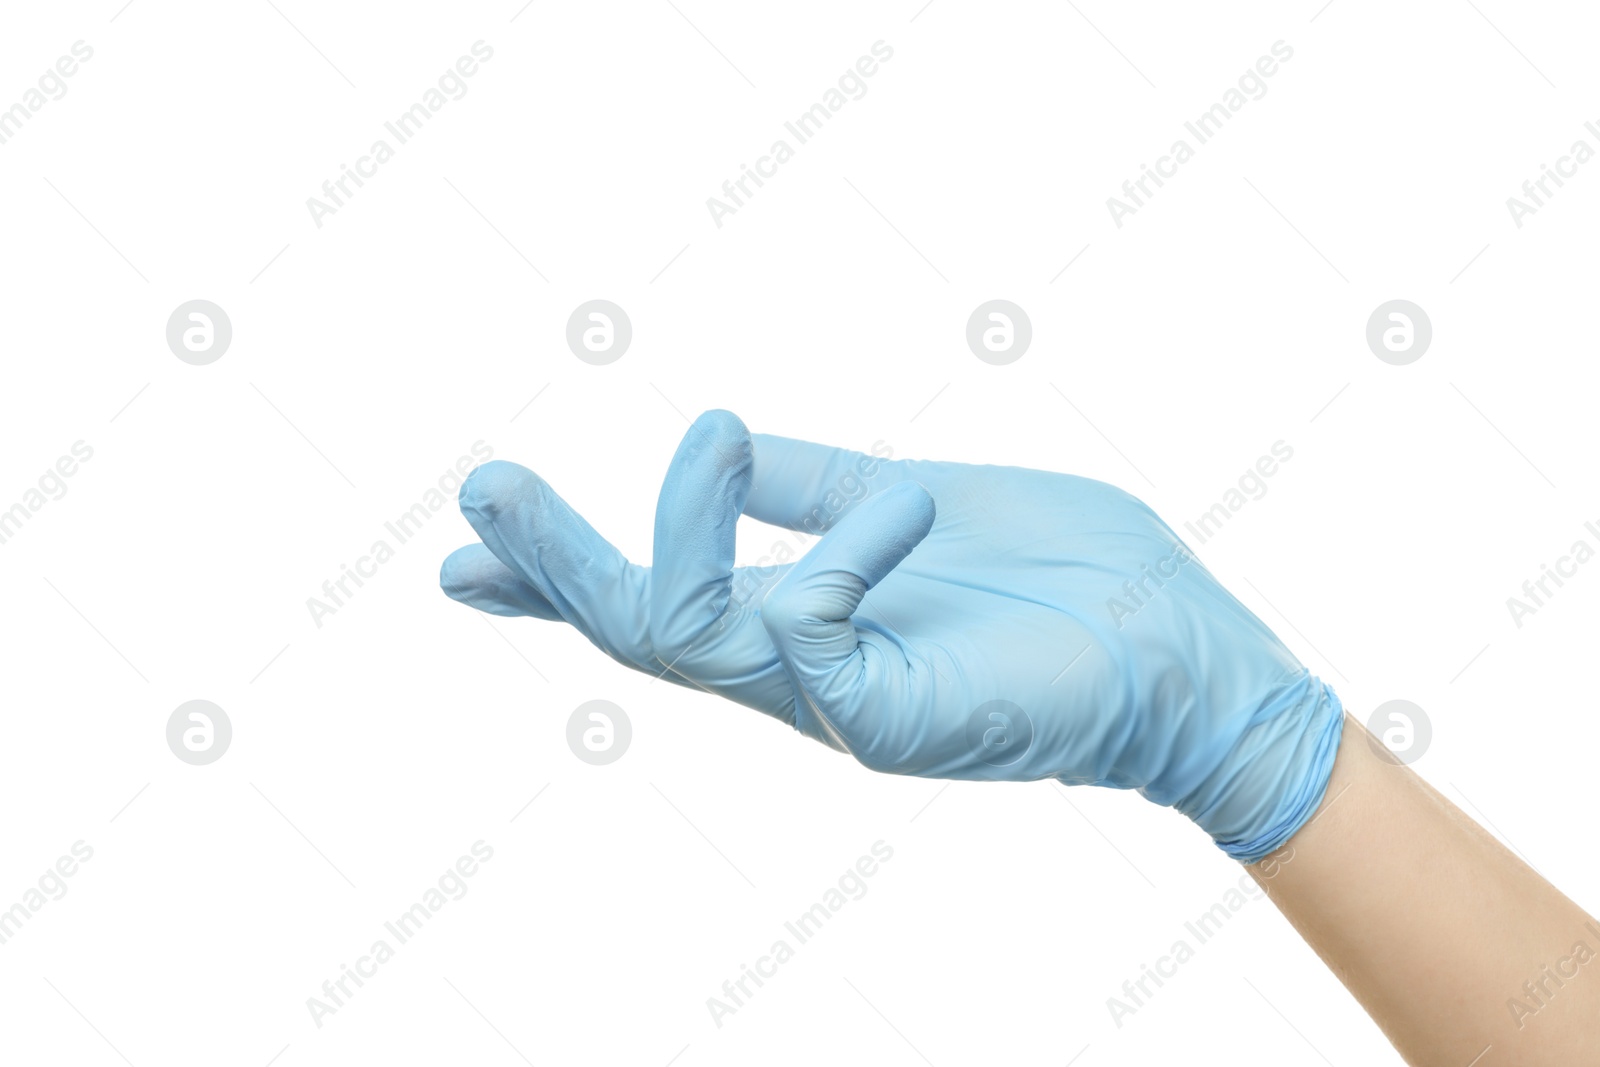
441, 411, 1344, 862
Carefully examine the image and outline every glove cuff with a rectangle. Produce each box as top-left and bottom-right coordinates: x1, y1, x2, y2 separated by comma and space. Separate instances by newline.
1180, 674, 1346, 863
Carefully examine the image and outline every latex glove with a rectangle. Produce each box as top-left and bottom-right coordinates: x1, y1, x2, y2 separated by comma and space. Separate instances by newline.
440, 411, 1343, 862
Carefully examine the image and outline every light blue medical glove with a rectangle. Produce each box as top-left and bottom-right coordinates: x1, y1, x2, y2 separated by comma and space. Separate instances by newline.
441, 411, 1343, 862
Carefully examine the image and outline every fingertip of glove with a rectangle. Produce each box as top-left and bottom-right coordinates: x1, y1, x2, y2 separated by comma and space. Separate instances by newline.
438, 544, 482, 600
686, 409, 752, 463
459, 459, 542, 518
879, 479, 937, 536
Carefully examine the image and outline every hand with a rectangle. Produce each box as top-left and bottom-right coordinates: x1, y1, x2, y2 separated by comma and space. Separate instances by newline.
440, 411, 1343, 861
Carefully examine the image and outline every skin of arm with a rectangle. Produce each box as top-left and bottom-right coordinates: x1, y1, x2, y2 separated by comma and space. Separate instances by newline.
1247, 714, 1600, 1065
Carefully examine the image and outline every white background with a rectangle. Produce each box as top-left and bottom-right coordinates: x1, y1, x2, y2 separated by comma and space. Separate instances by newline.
1, 1, 1597, 1064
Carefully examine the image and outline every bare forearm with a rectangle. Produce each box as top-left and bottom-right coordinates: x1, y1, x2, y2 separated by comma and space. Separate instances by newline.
1248, 714, 1600, 1065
